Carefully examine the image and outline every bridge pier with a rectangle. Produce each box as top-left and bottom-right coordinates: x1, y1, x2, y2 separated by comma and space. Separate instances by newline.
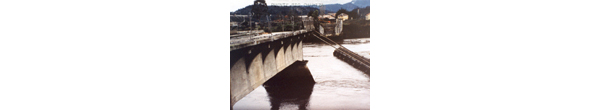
230, 33, 308, 108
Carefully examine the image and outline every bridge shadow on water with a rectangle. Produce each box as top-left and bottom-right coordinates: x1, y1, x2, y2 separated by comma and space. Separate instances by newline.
263, 61, 315, 110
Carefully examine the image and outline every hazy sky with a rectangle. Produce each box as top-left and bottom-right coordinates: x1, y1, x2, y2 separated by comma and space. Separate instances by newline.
231, 0, 353, 12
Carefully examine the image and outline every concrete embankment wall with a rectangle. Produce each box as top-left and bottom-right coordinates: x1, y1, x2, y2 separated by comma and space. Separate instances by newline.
333, 48, 370, 74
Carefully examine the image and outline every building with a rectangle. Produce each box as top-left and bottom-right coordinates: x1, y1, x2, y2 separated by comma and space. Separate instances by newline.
366, 13, 370, 20
298, 15, 310, 20
319, 14, 335, 20
337, 13, 348, 21
230, 22, 239, 27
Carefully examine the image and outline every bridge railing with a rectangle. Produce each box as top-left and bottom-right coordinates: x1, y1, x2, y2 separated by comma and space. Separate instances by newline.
230, 30, 309, 50
230, 19, 315, 50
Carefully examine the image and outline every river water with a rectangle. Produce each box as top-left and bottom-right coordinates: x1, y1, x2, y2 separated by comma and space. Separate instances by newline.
233, 38, 370, 110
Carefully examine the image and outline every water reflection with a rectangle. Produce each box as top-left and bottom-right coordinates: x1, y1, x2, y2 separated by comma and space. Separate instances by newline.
263, 61, 316, 110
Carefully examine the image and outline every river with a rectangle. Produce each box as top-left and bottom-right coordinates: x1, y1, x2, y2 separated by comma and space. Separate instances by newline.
233, 38, 370, 110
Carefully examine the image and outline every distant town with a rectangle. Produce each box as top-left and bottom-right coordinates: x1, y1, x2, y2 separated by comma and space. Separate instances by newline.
230, 0, 370, 38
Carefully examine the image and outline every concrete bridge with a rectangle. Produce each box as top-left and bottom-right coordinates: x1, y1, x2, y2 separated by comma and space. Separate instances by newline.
230, 30, 311, 107
230, 18, 344, 108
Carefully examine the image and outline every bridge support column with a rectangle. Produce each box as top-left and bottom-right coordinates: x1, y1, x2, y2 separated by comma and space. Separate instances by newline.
263, 50, 277, 80
230, 58, 251, 106
285, 44, 294, 66
248, 53, 265, 89
276, 46, 286, 72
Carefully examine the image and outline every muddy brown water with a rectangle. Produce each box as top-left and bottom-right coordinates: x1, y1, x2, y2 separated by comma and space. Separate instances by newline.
233, 38, 370, 110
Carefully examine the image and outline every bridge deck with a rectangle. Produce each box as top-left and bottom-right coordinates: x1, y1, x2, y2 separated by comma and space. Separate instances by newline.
230, 29, 309, 50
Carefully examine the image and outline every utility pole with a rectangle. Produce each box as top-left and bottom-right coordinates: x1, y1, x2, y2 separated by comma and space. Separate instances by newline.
268, 14, 271, 33
282, 15, 285, 32
249, 12, 252, 38
292, 10, 296, 33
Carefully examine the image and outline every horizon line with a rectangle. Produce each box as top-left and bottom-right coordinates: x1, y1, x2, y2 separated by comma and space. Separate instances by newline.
230, 1, 369, 13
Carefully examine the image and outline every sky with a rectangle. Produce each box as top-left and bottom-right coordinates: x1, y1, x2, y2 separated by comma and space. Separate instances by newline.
230, 0, 353, 12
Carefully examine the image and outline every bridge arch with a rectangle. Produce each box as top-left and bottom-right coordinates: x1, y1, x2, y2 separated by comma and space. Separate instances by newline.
248, 53, 265, 89
275, 45, 286, 72
230, 57, 250, 105
291, 43, 298, 61
285, 43, 294, 65
294, 42, 302, 61
298, 41, 303, 60
263, 50, 277, 79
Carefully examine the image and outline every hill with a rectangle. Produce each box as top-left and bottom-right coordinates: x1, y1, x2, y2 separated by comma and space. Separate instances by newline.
351, 0, 370, 8
230, 0, 369, 15
231, 5, 329, 16
312, 3, 359, 12
310, 0, 370, 12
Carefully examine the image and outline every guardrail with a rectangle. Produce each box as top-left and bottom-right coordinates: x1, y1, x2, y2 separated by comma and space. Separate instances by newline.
230, 19, 316, 50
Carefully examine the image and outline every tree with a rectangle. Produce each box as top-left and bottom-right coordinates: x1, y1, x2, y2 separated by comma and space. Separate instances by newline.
251, 0, 268, 20
310, 10, 319, 30
310, 10, 319, 20
348, 8, 359, 19
288, 9, 299, 22
335, 9, 348, 19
